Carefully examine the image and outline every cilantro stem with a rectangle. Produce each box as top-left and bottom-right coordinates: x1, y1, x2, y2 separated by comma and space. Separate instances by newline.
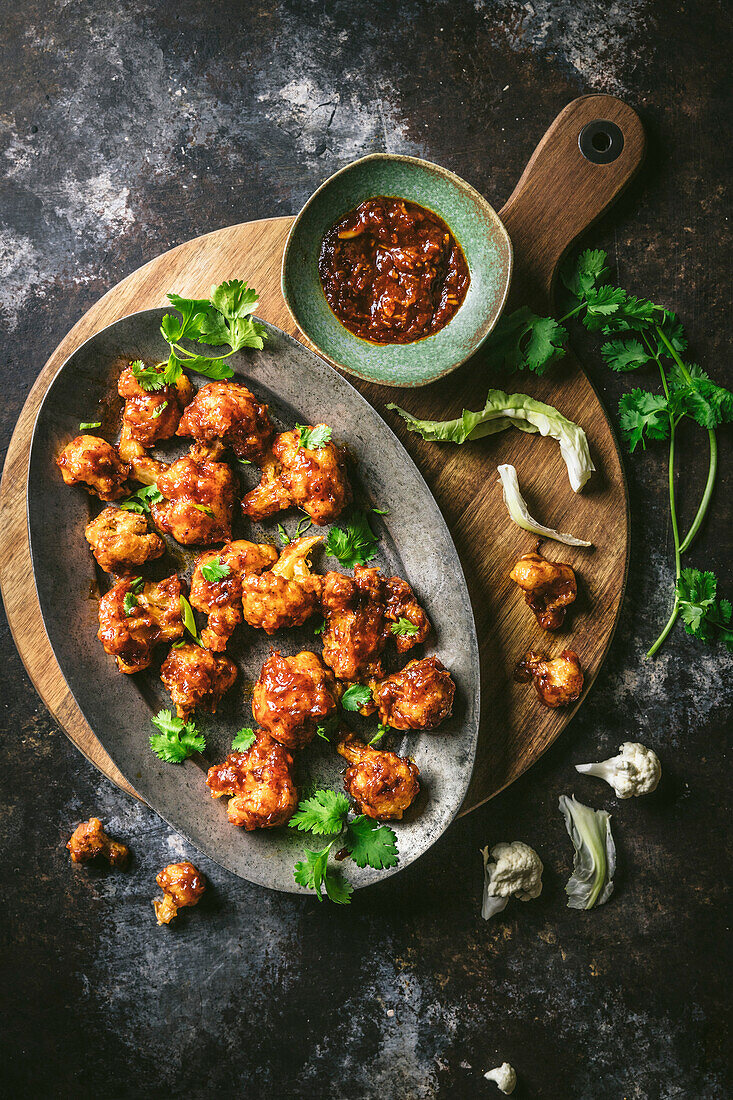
558, 302, 586, 324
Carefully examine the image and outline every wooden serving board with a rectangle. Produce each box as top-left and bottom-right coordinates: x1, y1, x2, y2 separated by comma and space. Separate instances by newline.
0, 95, 643, 812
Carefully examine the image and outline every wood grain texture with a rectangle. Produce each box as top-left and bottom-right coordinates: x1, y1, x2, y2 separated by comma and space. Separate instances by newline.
0, 95, 643, 813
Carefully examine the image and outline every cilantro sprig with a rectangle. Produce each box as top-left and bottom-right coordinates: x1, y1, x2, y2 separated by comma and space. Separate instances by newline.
676, 570, 733, 650
325, 511, 379, 569
200, 556, 231, 583
341, 684, 372, 712
290, 788, 399, 902
390, 617, 419, 637
119, 484, 163, 514
297, 423, 332, 450
231, 727, 256, 751
150, 709, 206, 763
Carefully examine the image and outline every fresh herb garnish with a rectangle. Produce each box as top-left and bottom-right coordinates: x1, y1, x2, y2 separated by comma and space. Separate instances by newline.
296, 423, 332, 450
192, 503, 214, 517
315, 714, 339, 742
119, 484, 164, 514
390, 617, 419, 637
343, 816, 399, 870
372, 507, 390, 515
295, 516, 313, 538
676, 569, 733, 649
200, 556, 231, 582
341, 684, 372, 712
484, 306, 567, 375
290, 790, 351, 834
313, 617, 325, 637
293, 843, 353, 904
231, 727, 256, 751
131, 360, 167, 391
325, 511, 379, 568
150, 401, 168, 419
150, 709, 206, 763
369, 723, 389, 746
237, 457, 252, 466
277, 523, 290, 545
122, 592, 138, 616
79, 421, 102, 431
179, 595, 203, 646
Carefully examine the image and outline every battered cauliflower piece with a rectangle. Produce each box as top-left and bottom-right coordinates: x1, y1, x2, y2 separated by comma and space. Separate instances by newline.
242, 427, 351, 525
67, 817, 129, 866
252, 650, 339, 749
160, 643, 238, 721
190, 540, 279, 650
118, 362, 193, 447
384, 575, 431, 652
153, 861, 206, 925
85, 506, 165, 574
98, 574, 184, 673
509, 551, 577, 630
337, 734, 420, 820
372, 656, 455, 730
176, 380, 274, 462
206, 732, 298, 829
151, 452, 235, 545
117, 424, 168, 487
575, 742, 661, 798
321, 566, 391, 680
56, 435, 129, 501
514, 650, 584, 708
481, 840, 543, 919
241, 536, 323, 634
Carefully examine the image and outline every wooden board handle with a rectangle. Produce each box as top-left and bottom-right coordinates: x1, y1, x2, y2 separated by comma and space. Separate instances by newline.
498, 94, 645, 311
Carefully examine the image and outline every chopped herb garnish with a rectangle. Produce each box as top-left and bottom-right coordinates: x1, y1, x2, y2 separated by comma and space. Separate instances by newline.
179, 595, 203, 646
341, 684, 372, 712
122, 592, 138, 616
372, 507, 390, 515
200, 556, 231, 583
150, 401, 169, 419
192, 503, 214, 517
294, 516, 313, 538
149, 709, 206, 763
369, 723, 389, 746
296, 423, 332, 450
324, 511, 378, 569
390, 617, 419, 637
79, 421, 102, 431
231, 727, 256, 751
119, 484, 164, 514
277, 523, 290, 545
313, 617, 325, 637
315, 714, 339, 742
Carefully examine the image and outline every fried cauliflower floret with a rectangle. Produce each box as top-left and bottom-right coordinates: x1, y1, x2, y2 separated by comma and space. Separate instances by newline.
321, 566, 391, 680
206, 733, 298, 829
384, 575, 431, 652
98, 574, 184, 673
509, 552, 577, 630
514, 649, 584, 708
189, 540, 279, 651
241, 536, 323, 634
118, 363, 193, 447
241, 428, 351, 525
372, 656, 455, 730
118, 425, 168, 486
84, 506, 165, 574
153, 861, 206, 925
67, 817, 129, 866
56, 435, 129, 501
160, 643, 238, 721
176, 381, 274, 463
151, 452, 235, 545
337, 734, 420, 821
252, 650, 339, 749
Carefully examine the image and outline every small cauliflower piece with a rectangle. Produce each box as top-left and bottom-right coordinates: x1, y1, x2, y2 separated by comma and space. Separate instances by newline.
152, 451, 236, 545
119, 363, 193, 447
372, 656, 455, 731
242, 428, 352, 526
85, 506, 165, 574
153, 861, 206, 925
241, 536, 323, 634
56, 435, 129, 501
509, 551, 577, 631
252, 649, 339, 749
484, 1062, 517, 1095
160, 643, 238, 721
206, 732, 298, 830
190, 540, 279, 651
575, 742, 661, 798
337, 734, 420, 821
176, 380, 274, 463
97, 574, 184, 673
67, 818, 128, 866
481, 840, 543, 920
514, 650, 583, 708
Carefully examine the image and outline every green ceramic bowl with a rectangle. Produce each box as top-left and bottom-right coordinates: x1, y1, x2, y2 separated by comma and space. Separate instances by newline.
282, 153, 513, 387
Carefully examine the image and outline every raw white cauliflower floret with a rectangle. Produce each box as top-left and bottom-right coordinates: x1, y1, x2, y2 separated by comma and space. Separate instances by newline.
575, 741, 661, 798
481, 840, 543, 920
484, 1062, 517, 1094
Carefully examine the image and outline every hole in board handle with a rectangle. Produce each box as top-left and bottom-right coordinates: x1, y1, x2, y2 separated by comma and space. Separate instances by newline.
578, 119, 624, 164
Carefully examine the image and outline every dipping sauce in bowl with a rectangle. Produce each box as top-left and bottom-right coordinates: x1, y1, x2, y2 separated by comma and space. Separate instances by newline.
318, 196, 470, 344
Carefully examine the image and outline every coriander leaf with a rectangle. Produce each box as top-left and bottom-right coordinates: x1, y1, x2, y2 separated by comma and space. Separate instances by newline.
297, 423, 332, 450
322, 867, 354, 904
277, 523, 290, 545
150, 709, 205, 763
201, 556, 231, 583
669, 363, 733, 430
484, 306, 567, 374
325, 511, 379, 568
289, 789, 350, 835
650, 310, 687, 357
79, 421, 102, 430
676, 568, 733, 649
341, 684, 373, 711
179, 595, 203, 646
600, 338, 651, 372
150, 401, 168, 419
390, 617, 420, 637
122, 592, 138, 616
561, 248, 609, 300
131, 359, 168, 392
238, 457, 252, 466
343, 815, 399, 870
119, 484, 164, 514
210, 280, 259, 320
129, 576, 144, 592
232, 727, 256, 751
228, 316, 268, 352
176, 355, 234, 381
618, 389, 670, 452
293, 843, 353, 904
599, 294, 658, 334
161, 352, 183, 386
582, 285, 627, 330
313, 617, 325, 636
369, 723, 389, 746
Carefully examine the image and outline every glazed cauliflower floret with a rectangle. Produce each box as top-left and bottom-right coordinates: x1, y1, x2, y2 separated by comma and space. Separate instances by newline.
84, 506, 165, 574
372, 656, 455, 730
66, 817, 129, 866
252, 649, 339, 749
160, 643, 238, 721
384, 574, 431, 652
514, 650, 584, 708
509, 551, 577, 630
242, 426, 351, 525
190, 540, 279, 650
56, 435, 129, 501
153, 861, 206, 925
151, 451, 235, 545
176, 380, 274, 463
118, 362, 193, 447
481, 840, 544, 919
97, 574, 184, 673
575, 742, 662, 798
241, 536, 323, 634
206, 732, 298, 829
337, 734, 420, 821
321, 566, 391, 680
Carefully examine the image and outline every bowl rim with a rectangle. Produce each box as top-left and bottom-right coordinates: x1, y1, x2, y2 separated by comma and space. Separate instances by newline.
281, 152, 513, 387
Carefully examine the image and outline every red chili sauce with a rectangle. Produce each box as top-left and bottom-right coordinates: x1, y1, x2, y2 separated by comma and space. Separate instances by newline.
318, 196, 470, 344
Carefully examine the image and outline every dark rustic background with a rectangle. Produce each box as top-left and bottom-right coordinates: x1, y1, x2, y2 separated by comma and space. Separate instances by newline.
1, 2, 730, 1097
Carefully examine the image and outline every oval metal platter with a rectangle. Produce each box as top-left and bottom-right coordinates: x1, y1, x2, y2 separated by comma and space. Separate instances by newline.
28, 310, 480, 894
